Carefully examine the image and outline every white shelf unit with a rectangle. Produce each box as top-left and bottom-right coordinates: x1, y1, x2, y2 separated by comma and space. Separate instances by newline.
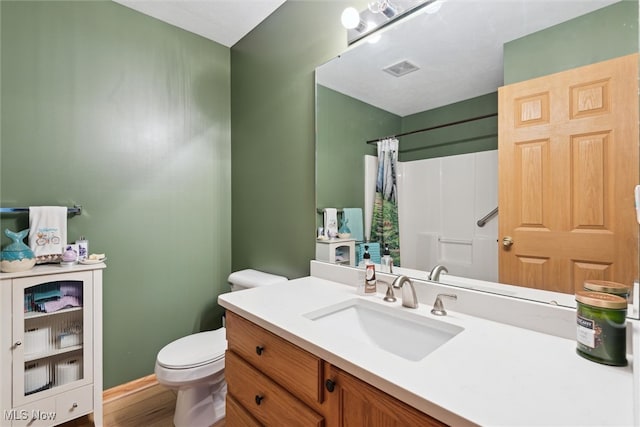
1, 264, 105, 427
315, 238, 356, 266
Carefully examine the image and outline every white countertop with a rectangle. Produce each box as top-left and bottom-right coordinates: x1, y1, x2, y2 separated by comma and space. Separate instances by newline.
218, 275, 637, 426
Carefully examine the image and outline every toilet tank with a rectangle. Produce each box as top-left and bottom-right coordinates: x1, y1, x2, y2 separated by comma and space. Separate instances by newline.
228, 269, 288, 292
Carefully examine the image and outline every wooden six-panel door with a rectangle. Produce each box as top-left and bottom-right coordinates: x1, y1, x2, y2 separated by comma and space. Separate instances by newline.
498, 53, 639, 294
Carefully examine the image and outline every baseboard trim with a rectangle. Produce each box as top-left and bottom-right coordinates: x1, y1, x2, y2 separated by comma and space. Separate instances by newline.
103, 374, 159, 404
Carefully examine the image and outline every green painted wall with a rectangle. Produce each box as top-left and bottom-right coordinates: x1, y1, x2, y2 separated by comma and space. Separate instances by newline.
230, 1, 352, 279
1, 1, 231, 388
399, 92, 497, 162
316, 85, 398, 221
504, 0, 638, 84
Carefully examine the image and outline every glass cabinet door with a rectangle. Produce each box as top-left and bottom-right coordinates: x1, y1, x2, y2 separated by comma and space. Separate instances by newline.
12, 271, 93, 407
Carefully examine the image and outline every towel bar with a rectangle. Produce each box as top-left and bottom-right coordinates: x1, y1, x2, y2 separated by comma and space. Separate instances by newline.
0, 205, 82, 216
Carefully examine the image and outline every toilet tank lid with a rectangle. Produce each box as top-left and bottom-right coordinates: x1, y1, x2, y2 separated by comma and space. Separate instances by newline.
228, 269, 288, 288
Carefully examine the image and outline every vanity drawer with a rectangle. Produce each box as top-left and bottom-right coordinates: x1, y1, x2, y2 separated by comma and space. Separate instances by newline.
226, 311, 322, 405
9, 385, 92, 427
226, 394, 261, 427
55, 384, 93, 423
226, 350, 324, 427
10, 399, 56, 427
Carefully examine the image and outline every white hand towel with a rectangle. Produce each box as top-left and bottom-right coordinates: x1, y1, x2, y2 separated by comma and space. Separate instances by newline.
29, 206, 67, 263
323, 208, 338, 238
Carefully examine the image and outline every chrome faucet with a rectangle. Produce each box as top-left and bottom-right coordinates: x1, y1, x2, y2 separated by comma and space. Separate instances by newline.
392, 275, 419, 308
428, 264, 448, 281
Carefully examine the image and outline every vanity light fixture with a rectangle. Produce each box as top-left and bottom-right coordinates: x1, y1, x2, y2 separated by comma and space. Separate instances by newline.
342, 0, 443, 45
341, 7, 366, 32
367, 32, 382, 44
424, 0, 443, 14
368, 0, 398, 19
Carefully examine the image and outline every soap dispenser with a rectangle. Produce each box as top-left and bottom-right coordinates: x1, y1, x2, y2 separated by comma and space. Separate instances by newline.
381, 244, 393, 273
363, 245, 376, 295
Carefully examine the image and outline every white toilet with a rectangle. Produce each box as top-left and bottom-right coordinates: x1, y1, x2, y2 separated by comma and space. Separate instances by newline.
154, 269, 288, 427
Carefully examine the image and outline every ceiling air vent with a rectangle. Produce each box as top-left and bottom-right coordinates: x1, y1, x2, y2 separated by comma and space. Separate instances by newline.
383, 60, 420, 77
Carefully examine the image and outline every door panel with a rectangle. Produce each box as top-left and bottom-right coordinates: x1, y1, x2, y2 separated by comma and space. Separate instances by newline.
499, 53, 638, 294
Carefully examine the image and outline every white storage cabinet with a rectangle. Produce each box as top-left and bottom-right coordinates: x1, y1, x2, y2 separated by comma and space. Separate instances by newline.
0, 264, 105, 427
315, 238, 356, 266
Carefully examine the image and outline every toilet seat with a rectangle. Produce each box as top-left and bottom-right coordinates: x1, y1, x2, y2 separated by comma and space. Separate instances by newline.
157, 329, 227, 369
154, 270, 288, 426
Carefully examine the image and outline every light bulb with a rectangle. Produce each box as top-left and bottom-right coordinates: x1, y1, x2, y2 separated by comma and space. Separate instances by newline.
341, 7, 361, 29
425, 0, 443, 14
367, 33, 381, 44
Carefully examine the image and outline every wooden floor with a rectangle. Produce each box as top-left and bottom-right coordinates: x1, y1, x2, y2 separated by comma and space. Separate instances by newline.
61, 376, 225, 427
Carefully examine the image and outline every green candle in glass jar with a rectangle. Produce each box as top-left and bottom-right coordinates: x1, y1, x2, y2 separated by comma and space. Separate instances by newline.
583, 280, 631, 301
575, 291, 627, 366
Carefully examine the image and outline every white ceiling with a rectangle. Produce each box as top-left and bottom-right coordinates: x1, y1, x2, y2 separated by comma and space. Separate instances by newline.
113, 0, 624, 115
112, 0, 286, 47
317, 0, 621, 116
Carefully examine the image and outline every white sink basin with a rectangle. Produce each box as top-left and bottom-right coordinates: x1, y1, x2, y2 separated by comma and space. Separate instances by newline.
304, 299, 463, 361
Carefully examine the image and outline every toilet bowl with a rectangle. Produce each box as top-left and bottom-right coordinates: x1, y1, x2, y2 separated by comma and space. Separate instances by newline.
154, 269, 287, 427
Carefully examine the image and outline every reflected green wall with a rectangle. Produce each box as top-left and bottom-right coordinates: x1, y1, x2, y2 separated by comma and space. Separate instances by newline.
1, 1, 231, 388
399, 93, 498, 162
316, 86, 398, 215
315, 87, 497, 221
505, 0, 638, 83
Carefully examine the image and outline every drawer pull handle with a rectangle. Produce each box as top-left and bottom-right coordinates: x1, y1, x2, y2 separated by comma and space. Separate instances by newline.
255, 345, 264, 356
14, 341, 22, 347
72, 402, 78, 409
255, 395, 264, 405
325, 379, 336, 393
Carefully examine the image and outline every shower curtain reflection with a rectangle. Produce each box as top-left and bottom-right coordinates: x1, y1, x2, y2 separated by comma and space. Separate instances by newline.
371, 138, 401, 265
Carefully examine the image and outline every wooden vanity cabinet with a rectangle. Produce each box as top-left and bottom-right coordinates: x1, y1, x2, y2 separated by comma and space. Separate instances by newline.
327, 366, 446, 427
225, 311, 331, 426
225, 394, 261, 427
225, 351, 324, 426
225, 311, 324, 407
225, 310, 447, 427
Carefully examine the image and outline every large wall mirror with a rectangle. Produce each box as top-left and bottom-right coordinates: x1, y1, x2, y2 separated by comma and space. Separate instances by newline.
315, 0, 639, 317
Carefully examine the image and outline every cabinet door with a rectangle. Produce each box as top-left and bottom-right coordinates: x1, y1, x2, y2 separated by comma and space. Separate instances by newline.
329, 367, 446, 427
12, 271, 93, 407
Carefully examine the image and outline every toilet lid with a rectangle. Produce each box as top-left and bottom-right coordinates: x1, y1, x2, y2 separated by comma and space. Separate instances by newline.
157, 329, 227, 369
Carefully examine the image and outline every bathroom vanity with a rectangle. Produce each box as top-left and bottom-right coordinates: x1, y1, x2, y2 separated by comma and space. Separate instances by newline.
219, 261, 638, 426
0, 264, 105, 427
225, 310, 444, 426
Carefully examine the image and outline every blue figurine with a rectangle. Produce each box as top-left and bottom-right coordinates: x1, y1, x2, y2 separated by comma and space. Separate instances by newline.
1, 228, 36, 272
338, 217, 351, 238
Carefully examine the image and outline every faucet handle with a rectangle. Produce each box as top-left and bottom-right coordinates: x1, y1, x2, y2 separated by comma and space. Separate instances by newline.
380, 280, 397, 302
431, 293, 457, 316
